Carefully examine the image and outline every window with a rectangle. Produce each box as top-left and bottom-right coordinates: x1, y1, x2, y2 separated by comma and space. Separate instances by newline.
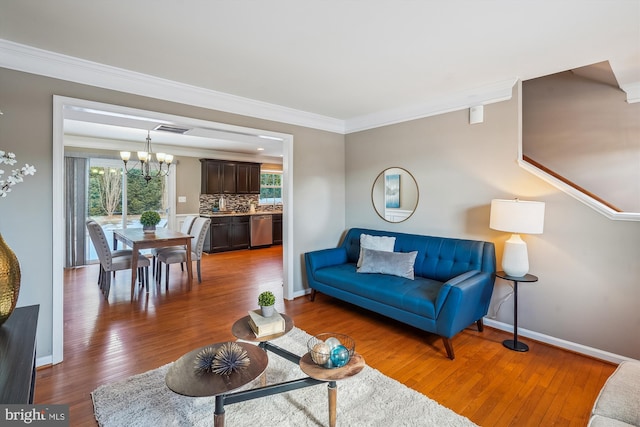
86, 158, 168, 262
260, 172, 282, 205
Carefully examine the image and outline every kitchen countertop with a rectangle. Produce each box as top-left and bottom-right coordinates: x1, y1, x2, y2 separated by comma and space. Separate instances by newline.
200, 211, 282, 217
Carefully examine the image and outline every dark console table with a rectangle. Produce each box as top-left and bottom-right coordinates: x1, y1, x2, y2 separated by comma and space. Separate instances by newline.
0, 305, 39, 403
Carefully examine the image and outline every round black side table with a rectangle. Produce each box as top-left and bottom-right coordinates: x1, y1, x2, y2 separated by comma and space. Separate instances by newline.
495, 271, 538, 352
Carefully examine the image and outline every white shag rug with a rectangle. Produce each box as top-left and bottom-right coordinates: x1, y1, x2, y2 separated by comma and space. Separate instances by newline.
91, 327, 478, 427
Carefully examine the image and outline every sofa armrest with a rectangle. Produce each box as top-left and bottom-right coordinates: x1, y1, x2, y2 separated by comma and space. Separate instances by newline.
434, 270, 495, 337
305, 248, 348, 279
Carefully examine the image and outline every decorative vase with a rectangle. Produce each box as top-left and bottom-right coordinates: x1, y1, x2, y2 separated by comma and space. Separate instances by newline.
260, 305, 274, 317
0, 233, 21, 326
143, 225, 156, 233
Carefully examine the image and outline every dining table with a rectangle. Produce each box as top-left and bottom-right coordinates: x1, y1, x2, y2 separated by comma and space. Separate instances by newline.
112, 228, 193, 299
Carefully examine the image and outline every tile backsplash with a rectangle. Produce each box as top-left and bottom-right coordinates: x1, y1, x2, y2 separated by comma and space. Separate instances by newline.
199, 194, 283, 214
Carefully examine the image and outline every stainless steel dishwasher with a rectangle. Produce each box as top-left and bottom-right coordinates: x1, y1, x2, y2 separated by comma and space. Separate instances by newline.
250, 214, 273, 248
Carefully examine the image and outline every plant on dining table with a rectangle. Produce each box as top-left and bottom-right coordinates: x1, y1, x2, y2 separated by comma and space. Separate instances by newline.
140, 211, 161, 228
0, 150, 36, 198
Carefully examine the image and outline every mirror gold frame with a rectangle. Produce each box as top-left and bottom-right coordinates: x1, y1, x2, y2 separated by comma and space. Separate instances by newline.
371, 167, 419, 223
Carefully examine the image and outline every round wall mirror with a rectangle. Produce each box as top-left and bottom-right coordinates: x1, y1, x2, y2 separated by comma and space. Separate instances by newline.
371, 167, 419, 223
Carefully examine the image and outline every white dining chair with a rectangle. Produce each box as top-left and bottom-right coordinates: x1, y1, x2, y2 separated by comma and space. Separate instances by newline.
156, 217, 211, 290
151, 215, 197, 276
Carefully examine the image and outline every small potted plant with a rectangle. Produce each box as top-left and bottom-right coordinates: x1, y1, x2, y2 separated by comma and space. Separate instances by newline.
258, 291, 276, 317
140, 210, 161, 233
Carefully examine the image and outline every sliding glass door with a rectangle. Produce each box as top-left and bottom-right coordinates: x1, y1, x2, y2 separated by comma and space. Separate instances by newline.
85, 158, 168, 263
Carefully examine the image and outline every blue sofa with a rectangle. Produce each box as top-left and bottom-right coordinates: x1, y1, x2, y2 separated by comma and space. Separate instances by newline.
304, 228, 496, 359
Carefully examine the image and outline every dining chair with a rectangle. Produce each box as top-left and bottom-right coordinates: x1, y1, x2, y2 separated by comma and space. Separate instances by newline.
156, 217, 211, 290
151, 215, 197, 276
86, 219, 134, 285
86, 220, 151, 299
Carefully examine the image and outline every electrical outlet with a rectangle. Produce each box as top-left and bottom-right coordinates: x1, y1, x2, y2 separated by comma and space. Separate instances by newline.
178, 196, 186, 203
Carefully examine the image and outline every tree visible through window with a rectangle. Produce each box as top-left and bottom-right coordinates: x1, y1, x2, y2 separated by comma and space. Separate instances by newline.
89, 167, 122, 217
260, 172, 282, 205
89, 167, 164, 216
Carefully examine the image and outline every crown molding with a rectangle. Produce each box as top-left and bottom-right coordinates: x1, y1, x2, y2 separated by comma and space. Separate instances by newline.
344, 78, 517, 133
1, 39, 517, 135
620, 82, 640, 103
0, 39, 346, 134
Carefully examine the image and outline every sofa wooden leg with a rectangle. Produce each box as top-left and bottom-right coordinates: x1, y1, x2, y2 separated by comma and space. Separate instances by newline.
309, 289, 317, 301
477, 318, 484, 332
442, 337, 455, 360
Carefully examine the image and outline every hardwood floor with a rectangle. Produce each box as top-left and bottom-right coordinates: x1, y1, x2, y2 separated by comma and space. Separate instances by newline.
37, 246, 615, 426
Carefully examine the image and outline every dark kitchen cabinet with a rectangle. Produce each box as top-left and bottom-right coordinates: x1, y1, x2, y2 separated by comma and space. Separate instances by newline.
230, 216, 250, 250
203, 215, 250, 253
272, 213, 283, 245
201, 159, 223, 194
201, 159, 261, 195
221, 162, 237, 193
206, 216, 231, 252
236, 163, 261, 194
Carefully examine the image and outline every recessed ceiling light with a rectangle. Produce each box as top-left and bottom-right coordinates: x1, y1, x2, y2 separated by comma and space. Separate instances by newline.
257, 147, 265, 151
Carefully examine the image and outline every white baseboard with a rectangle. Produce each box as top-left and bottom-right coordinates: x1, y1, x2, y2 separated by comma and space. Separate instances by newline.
36, 355, 54, 368
283, 291, 635, 364
483, 318, 635, 364
291, 288, 311, 300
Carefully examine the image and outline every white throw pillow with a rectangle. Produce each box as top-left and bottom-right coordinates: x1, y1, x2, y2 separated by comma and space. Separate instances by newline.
357, 234, 396, 267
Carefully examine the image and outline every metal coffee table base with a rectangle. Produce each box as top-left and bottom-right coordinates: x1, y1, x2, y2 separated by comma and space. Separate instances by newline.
213, 341, 362, 427
168, 315, 365, 427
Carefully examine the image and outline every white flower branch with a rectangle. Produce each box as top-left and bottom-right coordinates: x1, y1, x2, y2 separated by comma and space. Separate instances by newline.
0, 150, 37, 198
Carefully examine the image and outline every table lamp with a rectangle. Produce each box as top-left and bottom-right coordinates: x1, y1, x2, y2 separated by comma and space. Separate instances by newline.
489, 199, 545, 277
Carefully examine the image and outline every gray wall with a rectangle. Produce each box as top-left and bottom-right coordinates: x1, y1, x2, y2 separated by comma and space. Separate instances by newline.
0, 67, 345, 360
523, 71, 640, 213
175, 156, 201, 215
345, 88, 640, 359
2, 65, 638, 362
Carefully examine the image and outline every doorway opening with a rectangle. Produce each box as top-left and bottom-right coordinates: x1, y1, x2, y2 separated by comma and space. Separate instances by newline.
53, 96, 294, 364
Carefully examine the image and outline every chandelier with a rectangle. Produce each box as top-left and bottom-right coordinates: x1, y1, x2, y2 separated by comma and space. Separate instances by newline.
120, 131, 173, 183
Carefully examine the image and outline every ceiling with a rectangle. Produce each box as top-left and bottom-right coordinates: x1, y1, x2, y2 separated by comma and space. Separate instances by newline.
62, 104, 287, 161
0, 0, 638, 153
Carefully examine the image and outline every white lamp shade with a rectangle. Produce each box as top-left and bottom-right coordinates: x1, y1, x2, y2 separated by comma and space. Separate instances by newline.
490, 199, 545, 277
490, 199, 545, 234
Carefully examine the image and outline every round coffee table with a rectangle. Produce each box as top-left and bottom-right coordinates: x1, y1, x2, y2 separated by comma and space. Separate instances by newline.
231, 313, 294, 342
165, 341, 268, 398
167, 314, 365, 427
299, 352, 366, 427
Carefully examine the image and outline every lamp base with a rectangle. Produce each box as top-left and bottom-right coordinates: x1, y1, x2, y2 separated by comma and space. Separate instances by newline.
502, 234, 529, 277
503, 339, 529, 352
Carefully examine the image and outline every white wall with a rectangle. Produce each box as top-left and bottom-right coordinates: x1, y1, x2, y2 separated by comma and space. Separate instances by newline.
345, 87, 640, 360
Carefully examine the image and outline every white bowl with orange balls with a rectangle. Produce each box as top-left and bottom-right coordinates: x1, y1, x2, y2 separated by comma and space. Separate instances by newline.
307, 333, 355, 369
